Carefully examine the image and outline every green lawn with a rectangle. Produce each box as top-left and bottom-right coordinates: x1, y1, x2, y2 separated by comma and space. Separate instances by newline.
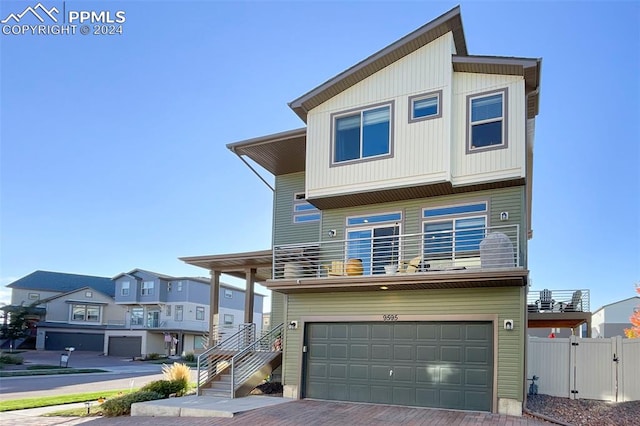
0, 389, 137, 412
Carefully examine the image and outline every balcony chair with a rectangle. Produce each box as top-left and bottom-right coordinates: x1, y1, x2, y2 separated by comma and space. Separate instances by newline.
537, 289, 555, 312
400, 256, 429, 273
562, 290, 583, 312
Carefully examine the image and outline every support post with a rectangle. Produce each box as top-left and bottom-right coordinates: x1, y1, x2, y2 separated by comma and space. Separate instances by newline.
244, 268, 256, 325
210, 270, 220, 343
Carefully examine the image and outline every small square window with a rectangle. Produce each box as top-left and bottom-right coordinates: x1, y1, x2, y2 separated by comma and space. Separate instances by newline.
224, 289, 233, 299
85, 291, 92, 298
224, 314, 234, 325
408, 90, 442, 122
196, 306, 205, 321
28, 292, 39, 300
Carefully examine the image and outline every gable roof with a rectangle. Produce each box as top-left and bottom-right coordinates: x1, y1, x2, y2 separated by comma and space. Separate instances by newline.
593, 296, 640, 314
289, 6, 467, 122
7, 271, 114, 297
112, 268, 175, 281
38, 286, 114, 304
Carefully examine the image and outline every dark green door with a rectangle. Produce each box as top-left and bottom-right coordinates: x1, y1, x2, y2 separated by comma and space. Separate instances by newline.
303, 322, 493, 411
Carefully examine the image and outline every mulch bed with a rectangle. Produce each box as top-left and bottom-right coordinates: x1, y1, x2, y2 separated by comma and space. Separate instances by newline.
527, 394, 640, 425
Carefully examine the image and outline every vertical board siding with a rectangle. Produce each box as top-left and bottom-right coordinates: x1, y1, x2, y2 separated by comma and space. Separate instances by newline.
621, 339, 640, 401
306, 34, 454, 199
283, 287, 525, 401
451, 73, 526, 185
274, 172, 320, 245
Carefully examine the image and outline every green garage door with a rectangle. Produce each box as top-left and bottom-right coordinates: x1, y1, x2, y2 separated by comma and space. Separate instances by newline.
303, 322, 493, 411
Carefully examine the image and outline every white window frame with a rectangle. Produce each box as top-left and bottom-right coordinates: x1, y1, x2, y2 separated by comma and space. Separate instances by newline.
223, 314, 234, 325
71, 304, 100, 323
196, 306, 205, 321
224, 289, 233, 299
175, 305, 184, 322
466, 88, 508, 153
345, 212, 402, 275
28, 292, 39, 300
130, 307, 144, 326
176, 281, 183, 292
121, 281, 130, 296
141, 281, 154, 296
408, 90, 442, 123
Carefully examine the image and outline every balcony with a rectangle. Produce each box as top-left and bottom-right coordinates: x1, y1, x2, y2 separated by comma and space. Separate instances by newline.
527, 289, 592, 334
269, 224, 527, 293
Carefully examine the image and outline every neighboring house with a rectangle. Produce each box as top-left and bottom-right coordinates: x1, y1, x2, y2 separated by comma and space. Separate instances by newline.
183, 7, 543, 416
591, 296, 640, 338
109, 269, 264, 357
3, 270, 118, 351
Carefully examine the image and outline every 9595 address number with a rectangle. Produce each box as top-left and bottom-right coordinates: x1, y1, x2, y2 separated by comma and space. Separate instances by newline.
382, 314, 398, 321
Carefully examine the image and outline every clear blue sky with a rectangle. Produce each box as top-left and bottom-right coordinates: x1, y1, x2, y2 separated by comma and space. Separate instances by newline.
1, 1, 638, 313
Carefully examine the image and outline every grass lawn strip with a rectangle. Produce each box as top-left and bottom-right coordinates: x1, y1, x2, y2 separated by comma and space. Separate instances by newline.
0, 389, 136, 412
0, 367, 106, 377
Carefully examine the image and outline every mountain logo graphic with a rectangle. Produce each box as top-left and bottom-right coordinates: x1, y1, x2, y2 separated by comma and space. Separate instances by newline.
1, 3, 59, 24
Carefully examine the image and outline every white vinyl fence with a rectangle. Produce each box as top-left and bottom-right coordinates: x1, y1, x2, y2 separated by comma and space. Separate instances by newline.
527, 336, 640, 402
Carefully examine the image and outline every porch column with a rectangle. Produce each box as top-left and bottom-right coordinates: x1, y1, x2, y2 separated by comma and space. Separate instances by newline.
244, 268, 256, 324
210, 270, 220, 340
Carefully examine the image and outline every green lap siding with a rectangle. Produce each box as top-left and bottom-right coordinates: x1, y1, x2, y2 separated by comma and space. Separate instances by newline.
274, 172, 321, 246
282, 286, 525, 402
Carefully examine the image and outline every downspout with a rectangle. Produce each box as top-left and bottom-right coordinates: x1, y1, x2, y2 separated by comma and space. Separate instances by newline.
229, 147, 275, 192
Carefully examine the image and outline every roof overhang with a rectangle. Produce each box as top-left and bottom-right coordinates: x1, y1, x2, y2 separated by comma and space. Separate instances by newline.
227, 128, 306, 176
289, 6, 467, 122
263, 268, 528, 294
527, 312, 591, 330
180, 249, 273, 282
452, 55, 541, 118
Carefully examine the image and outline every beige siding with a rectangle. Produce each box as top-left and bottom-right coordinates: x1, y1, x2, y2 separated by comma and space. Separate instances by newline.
306, 33, 454, 199
321, 186, 525, 262
451, 73, 526, 185
274, 172, 320, 245
283, 286, 525, 401
44, 290, 125, 324
11, 288, 58, 305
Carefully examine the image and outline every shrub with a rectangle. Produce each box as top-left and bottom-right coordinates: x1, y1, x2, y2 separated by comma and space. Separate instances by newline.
145, 353, 162, 360
182, 352, 195, 362
0, 353, 23, 365
162, 362, 191, 391
101, 391, 163, 416
141, 379, 185, 397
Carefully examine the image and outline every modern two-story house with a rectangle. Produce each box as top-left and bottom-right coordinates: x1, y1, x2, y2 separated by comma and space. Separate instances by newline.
183, 6, 541, 416
109, 269, 265, 357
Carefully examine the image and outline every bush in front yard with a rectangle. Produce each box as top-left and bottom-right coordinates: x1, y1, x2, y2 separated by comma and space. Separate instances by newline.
0, 353, 23, 365
182, 352, 196, 362
101, 391, 163, 416
141, 379, 186, 397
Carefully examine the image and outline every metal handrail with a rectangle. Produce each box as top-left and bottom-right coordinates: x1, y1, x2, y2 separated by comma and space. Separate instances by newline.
527, 289, 591, 313
273, 224, 521, 279
195, 323, 256, 395
230, 323, 284, 398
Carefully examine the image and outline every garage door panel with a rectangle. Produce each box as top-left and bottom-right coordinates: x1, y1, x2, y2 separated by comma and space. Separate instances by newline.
440, 367, 462, 385
466, 390, 491, 411
393, 387, 415, 405
350, 364, 369, 380
393, 323, 415, 339
371, 344, 391, 360
306, 381, 328, 399
329, 383, 348, 400
330, 324, 348, 339
417, 345, 437, 362
310, 324, 329, 339
393, 365, 414, 382
371, 365, 392, 381
370, 386, 392, 404
329, 343, 348, 359
466, 369, 490, 386
329, 363, 348, 379
441, 324, 463, 340
307, 362, 328, 379
465, 346, 489, 363
349, 384, 369, 402
371, 324, 392, 339
309, 342, 328, 358
350, 344, 369, 359
394, 344, 414, 361
417, 366, 438, 383
417, 324, 438, 340
441, 346, 462, 363
416, 388, 438, 405
350, 324, 369, 339
441, 389, 464, 409
466, 323, 491, 341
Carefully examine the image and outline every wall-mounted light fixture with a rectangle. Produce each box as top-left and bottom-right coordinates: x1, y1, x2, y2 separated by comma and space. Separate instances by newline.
288, 320, 298, 330
328, 229, 337, 238
504, 319, 514, 331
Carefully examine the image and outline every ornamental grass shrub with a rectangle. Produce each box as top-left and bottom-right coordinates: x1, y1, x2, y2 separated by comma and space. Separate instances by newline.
101, 391, 163, 417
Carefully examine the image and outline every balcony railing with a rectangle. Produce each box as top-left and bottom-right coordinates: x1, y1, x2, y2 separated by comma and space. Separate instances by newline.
273, 224, 520, 280
527, 289, 590, 313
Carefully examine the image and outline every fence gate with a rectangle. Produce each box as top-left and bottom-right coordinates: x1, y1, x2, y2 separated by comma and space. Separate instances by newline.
528, 335, 639, 402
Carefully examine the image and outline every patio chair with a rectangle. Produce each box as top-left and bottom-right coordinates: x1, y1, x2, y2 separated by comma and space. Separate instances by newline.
563, 290, 583, 312
537, 289, 555, 311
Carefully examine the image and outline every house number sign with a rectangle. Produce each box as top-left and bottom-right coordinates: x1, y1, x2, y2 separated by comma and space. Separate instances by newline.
382, 314, 399, 321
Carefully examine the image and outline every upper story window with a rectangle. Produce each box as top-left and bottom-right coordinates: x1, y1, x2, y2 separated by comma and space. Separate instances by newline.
196, 306, 205, 321
121, 281, 130, 296
166, 304, 171, 316
332, 102, 393, 164
28, 292, 40, 300
467, 88, 508, 152
408, 90, 442, 122
175, 305, 183, 321
224, 314, 234, 325
141, 281, 154, 296
85, 291, 92, 298
346, 212, 401, 275
72, 304, 100, 322
224, 289, 233, 299
131, 307, 143, 325
176, 281, 183, 292
293, 192, 320, 223
422, 202, 488, 260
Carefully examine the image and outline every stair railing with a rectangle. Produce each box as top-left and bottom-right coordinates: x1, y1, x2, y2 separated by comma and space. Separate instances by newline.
196, 323, 256, 395
230, 323, 284, 398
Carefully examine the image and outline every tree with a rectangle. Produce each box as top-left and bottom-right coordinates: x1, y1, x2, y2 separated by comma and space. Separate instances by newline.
624, 284, 640, 339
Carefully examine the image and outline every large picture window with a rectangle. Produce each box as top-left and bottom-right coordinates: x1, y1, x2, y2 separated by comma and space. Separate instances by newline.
346, 212, 401, 275
333, 103, 392, 164
423, 202, 487, 261
71, 304, 100, 322
467, 88, 508, 152
131, 307, 144, 325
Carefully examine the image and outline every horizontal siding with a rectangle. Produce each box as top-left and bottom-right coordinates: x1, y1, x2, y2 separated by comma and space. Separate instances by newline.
306, 33, 453, 199
283, 286, 525, 401
451, 73, 526, 185
274, 172, 320, 245
270, 292, 285, 329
